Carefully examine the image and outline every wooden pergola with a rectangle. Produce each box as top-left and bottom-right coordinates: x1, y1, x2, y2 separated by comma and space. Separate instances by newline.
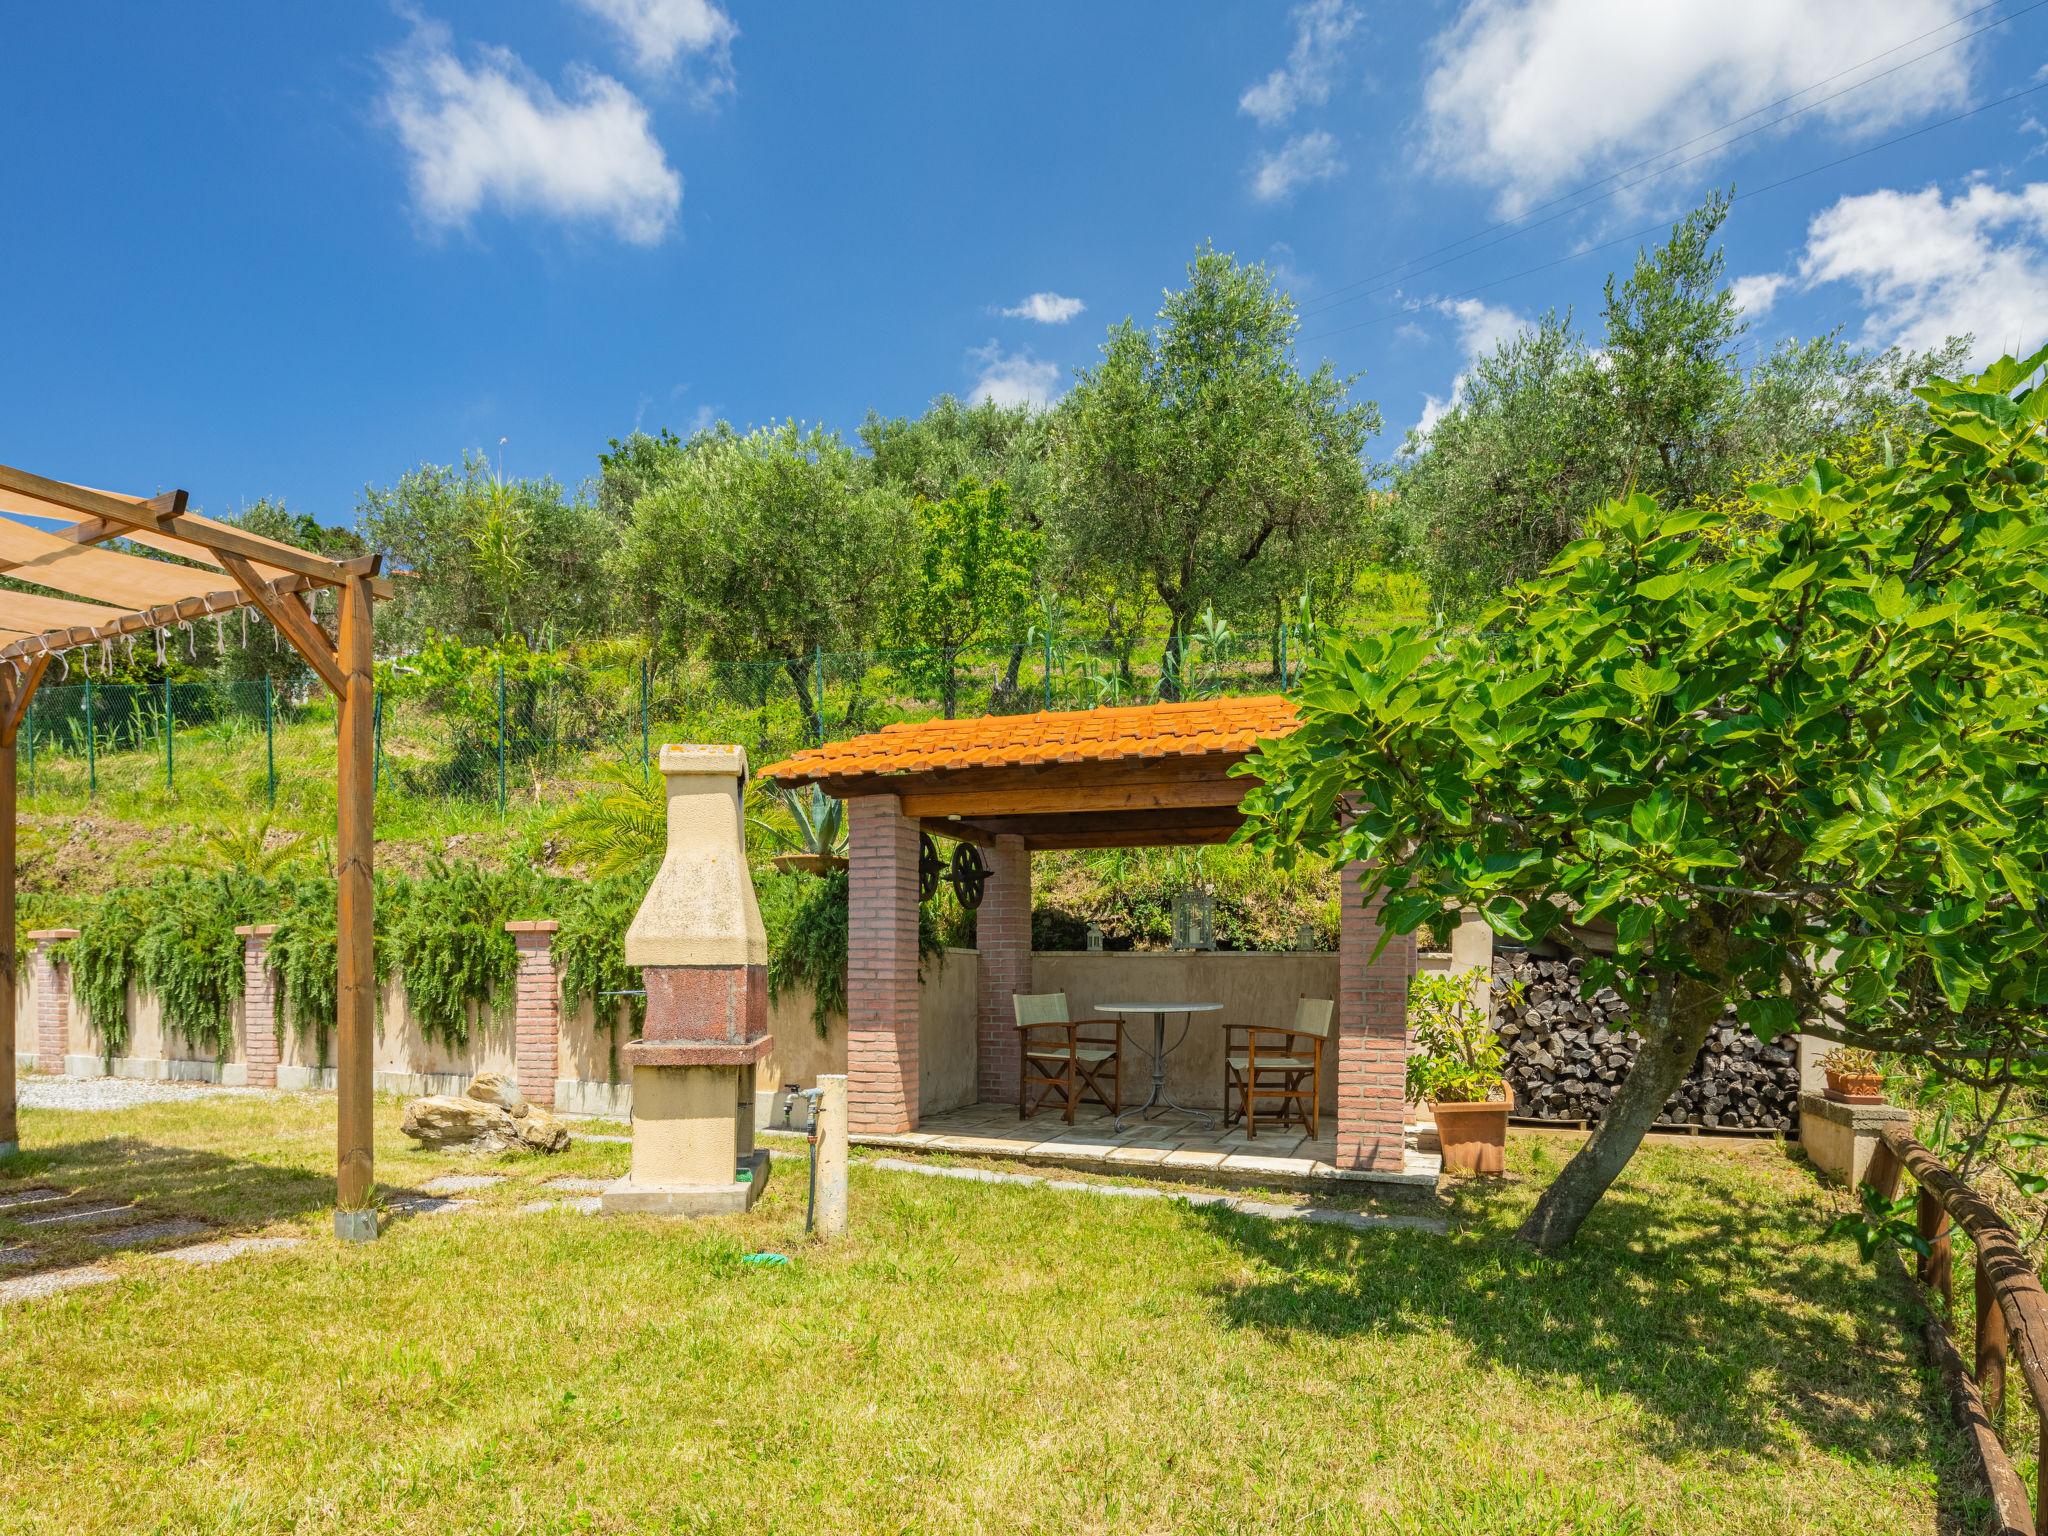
0, 461, 390, 1241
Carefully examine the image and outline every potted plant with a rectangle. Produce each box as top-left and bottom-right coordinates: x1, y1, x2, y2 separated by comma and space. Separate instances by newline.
751, 784, 848, 875
1407, 967, 1510, 1176
1821, 1046, 1885, 1105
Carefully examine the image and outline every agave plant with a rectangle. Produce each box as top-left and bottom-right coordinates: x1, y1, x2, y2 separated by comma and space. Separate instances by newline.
749, 783, 846, 858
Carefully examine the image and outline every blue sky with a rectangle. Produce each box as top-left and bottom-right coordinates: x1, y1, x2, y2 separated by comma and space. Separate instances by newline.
3, 1, 2046, 526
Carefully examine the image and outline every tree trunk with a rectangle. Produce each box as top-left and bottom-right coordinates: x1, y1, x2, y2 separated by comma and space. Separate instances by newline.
941, 648, 958, 720
785, 658, 822, 744
1515, 971, 1725, 1252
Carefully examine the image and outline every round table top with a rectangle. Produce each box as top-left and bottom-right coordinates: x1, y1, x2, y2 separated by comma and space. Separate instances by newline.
1095, 1001, 1224, 1015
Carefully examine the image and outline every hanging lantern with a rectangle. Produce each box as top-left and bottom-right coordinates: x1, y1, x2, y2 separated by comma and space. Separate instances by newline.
1171, 890, 1215, 952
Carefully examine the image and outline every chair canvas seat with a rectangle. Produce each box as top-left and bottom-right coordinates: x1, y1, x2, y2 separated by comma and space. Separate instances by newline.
1228, 1053, 1314, 1072
1027, 1045, 1117, 1063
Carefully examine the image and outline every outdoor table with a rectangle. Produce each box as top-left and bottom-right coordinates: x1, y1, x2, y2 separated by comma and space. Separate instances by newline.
1097, 1001, 1223, 1131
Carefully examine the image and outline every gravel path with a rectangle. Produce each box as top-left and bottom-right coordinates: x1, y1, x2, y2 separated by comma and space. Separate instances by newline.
19, 1076, 277, 1113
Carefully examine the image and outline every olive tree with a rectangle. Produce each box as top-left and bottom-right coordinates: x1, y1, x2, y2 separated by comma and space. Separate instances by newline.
1242, 348, 2048, 1251
1051, 244, 1377, 691
612, 421, 910, 739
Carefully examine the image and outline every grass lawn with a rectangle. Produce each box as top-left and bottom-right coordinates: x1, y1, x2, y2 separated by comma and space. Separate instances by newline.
0, 1091, 1972, 1534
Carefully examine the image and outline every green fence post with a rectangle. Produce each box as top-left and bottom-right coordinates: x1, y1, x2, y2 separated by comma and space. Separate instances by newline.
23, 697, 32, 798
496, 661, 508, 817
163, 675, 174, 792
640, 657, 651, 777
1043, 629, 1054, 710
372, 689, 383, 797
85, 675, 95, 798
1279, 622, 1289, 687
264, 675, 276, 806
812, 645, 824, 746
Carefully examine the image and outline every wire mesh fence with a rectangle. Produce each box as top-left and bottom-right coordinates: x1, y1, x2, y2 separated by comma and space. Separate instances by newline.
18, 623, 1324, 825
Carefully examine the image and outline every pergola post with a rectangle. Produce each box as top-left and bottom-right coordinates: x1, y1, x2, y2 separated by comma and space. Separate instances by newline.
845, 793, 920, 1135
976, 834, 1031, 1107
333, 575, 377, 1240
1336, 860, 1415, 1171
0, 734, 17, 1157
0, 657, 47, 1158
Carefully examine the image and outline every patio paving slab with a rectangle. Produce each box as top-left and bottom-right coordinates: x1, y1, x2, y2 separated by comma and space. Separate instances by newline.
386, 1194, 477, 1217
162, 1236, 304, 1266
0, 1265, 115, 1305
519, 1197, 602, 1215
91, 1219, 211, 1250
0, 1186, 66, 1211
423, 1175, 506, 1195
15, 1201, 133, 1228
541, 1177, 609, 1193
0, 1243, 36, 1265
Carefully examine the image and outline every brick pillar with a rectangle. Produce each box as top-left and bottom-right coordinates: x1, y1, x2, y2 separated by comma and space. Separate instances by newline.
507, 920, 562, 1110
235, 924, 280, 1089
975, 835, 1031, 1107
28, 929, 78, 1076
1336, 862, 1414, 1170
846, 793, 920, 1134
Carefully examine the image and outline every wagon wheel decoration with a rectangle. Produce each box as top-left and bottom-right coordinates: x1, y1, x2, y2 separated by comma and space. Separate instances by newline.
947, 842, 989, 910
917, 832, 945, 902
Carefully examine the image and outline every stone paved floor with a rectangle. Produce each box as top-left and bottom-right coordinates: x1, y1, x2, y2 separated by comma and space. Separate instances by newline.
854, 1101, 1439, 1187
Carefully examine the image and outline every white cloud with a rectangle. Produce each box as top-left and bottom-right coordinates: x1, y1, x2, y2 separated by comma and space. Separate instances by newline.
967, 342, 1063, 411
1251, 129, 1346, 203
1000, 291, 1086, 324
1797, 180, 2048, 364
1730, 271, 1789, 317
1423, 0, 1977, 214
570, 0, 735, 96
381, 19, 682, 245
1408, 297, 1533, 442
1240, 0, 1361, 127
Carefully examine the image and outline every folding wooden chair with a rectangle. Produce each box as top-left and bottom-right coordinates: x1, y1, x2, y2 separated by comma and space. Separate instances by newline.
1223, 997, 1333, 1139
1013, 992, 1124, 1124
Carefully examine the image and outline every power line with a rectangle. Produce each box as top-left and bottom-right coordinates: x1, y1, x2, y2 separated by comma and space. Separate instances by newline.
1300, 77, 2048, 347
1302, 0, 2041, 318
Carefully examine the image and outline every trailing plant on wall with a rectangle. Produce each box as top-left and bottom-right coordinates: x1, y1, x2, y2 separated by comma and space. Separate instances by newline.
70, 886, 151, 1062
556, 873, 646, 1071
765, 869, 944, 1037
133, 872, 263, 1057
385, 860, 545, 1051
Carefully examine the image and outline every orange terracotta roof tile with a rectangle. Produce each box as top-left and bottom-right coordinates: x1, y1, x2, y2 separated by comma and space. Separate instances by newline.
758, 695, 1300, 784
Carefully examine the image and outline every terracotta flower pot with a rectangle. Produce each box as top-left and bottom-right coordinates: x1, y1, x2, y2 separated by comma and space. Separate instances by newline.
1824, 1069, 1884, 1105
771, 852, 849, 877
1430, 1099, 1509, 1176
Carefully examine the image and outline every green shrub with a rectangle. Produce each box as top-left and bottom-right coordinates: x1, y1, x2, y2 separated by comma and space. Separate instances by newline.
71, 887, 151, 1061
765, 869, 944, 1036
385, 861, 546, 1050
556, 873, 646, 1041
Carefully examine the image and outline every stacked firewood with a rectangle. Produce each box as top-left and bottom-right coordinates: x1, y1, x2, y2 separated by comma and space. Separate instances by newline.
1490, 952, 1799, 1131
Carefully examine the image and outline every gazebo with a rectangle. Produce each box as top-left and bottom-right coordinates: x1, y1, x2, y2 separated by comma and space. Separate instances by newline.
759, 696, 1417, 1173
0, 463, 389, 1241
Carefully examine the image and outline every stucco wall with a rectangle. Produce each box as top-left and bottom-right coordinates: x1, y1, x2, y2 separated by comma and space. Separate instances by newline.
1029, 950, 1342, 1112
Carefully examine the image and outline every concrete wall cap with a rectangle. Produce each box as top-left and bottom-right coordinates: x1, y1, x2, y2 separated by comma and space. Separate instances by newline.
658, 743, 749, 780
506, 920, 561, 934
233, 925, 280, 939
1798, 1090, 1911, 1129
28, 928, 81, 941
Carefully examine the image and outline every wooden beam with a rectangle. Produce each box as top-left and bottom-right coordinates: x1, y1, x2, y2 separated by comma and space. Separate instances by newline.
1026, 824, 1241, 850
219, 554, 346, 695
899, 777, 1250, 820
333, 575, 377, 1237
0, 463, 370, 591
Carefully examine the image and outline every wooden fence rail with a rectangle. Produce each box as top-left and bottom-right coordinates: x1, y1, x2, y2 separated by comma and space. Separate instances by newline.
1870, 1123, 2046, 1536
